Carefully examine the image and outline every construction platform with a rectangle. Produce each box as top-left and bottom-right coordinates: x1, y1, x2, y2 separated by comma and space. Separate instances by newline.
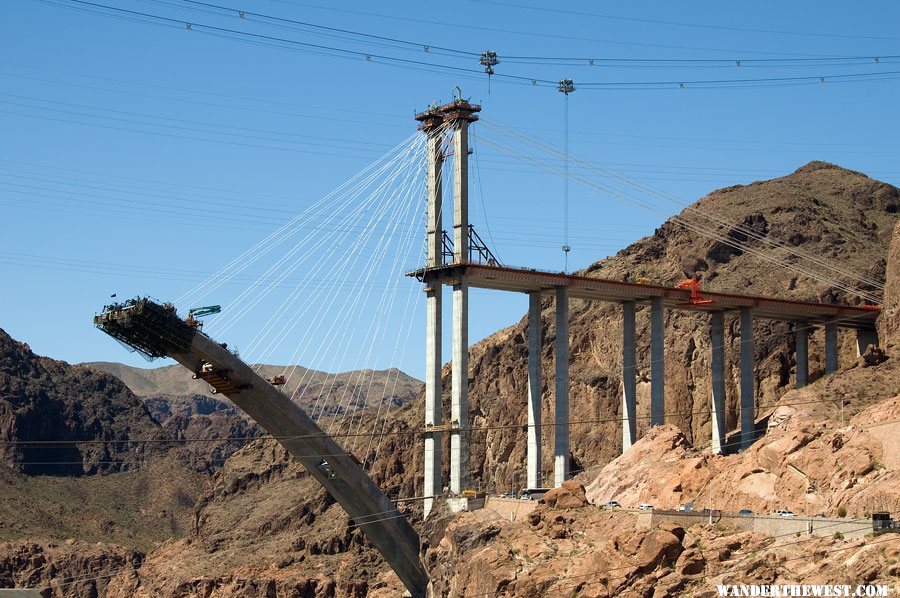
408, 263, 880, 329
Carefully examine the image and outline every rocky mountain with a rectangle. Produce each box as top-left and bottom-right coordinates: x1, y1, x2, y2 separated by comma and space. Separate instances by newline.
88, 362, 421, 417
86, 361, 421, 473
0, 329, 169, 475
143, 394, 264, 472
459, 161, 898, 491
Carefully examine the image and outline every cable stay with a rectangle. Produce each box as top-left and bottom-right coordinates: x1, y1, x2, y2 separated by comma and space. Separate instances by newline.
476, 118, 886, 304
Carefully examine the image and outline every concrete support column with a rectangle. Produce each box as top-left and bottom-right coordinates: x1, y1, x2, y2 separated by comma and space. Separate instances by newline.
740, 308, 755, 451
709, 312, 727, 455
650, 297, 665, 427
425, 129, 443, 269
450, 280, 469, 495
422, 122, 443, 519
452, 120, 469, 264
554, 287, 569, 487
526, 292, 542, 490
423, 288, 442, 517
855, 328, 879, 357
796, 325, 809, 389
824, 322, 838, 374
621, 301, 637, 452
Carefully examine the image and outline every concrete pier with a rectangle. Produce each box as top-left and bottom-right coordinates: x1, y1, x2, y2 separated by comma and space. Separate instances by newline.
452, 118, 469, 264
824, 321, 838, 374
554, 287, 569, 487
450, 283, 469, 494
740, 308, 755, 450
709, 312, 727, 455
422, 121, 443, 518
650, 296, 665, 426
527, 292, 542, 489
796, 325, 809, 389
446, 102, 477, 496
424, 289, 442, 515
621, 301, 637, 451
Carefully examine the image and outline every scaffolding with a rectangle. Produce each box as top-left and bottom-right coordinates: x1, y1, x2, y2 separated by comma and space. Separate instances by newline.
93, 297, 196, 359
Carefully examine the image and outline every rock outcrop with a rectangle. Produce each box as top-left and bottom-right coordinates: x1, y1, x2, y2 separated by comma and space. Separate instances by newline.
0, 541, 142, 598
424, 504, 900, 596
0, 329, 168, 475
584, 361, 900, 517
878, 220, 900, 349
144, 394, 263, 472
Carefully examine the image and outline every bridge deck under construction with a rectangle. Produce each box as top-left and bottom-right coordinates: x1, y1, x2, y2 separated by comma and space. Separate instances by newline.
409, 263, 879, 329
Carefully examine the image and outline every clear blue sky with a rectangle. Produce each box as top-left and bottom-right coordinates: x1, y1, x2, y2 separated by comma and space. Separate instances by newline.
3, 0, 899, 378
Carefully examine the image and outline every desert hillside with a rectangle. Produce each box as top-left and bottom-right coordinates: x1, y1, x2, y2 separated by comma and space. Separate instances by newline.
458, 161, 898, 491
88, 361, 421, 417
0, 330, 168, 475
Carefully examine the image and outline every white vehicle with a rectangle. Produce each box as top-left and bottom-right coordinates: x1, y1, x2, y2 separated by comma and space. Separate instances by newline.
775, 509, 796, 517
638, 503, 653, 511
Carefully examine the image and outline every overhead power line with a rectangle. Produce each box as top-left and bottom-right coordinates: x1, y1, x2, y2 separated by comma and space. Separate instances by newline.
473, 0, 900, 42
173, 0, 476, 57
35, 0, 900, 91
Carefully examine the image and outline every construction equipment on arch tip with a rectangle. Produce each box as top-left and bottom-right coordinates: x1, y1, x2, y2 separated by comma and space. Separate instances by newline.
184, 304, 221, 329
677, 275, 715, 306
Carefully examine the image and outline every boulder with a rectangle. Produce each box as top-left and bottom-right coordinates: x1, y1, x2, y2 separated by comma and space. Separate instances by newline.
675, 548, 706, 576
539, 480, 588, 509
858, 345, 888, 367
635, 530, 684, 572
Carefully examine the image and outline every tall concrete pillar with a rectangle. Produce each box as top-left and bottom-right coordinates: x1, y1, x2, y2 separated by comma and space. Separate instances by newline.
527, 292, 542, 489
824, 322, 838, 374
554, 286, 569, 487
450, 280, 469, 495
709, 312, 727, 455
447, 102, 477, 495
621, 301, 637, 452
650, 296, 665, 427
796, 325, 809, 389
855, 328, 879, 357
424, 288, 442, 516
452, 119, 469, 264
740, 308, 755, 451
422, 119, 443, 518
